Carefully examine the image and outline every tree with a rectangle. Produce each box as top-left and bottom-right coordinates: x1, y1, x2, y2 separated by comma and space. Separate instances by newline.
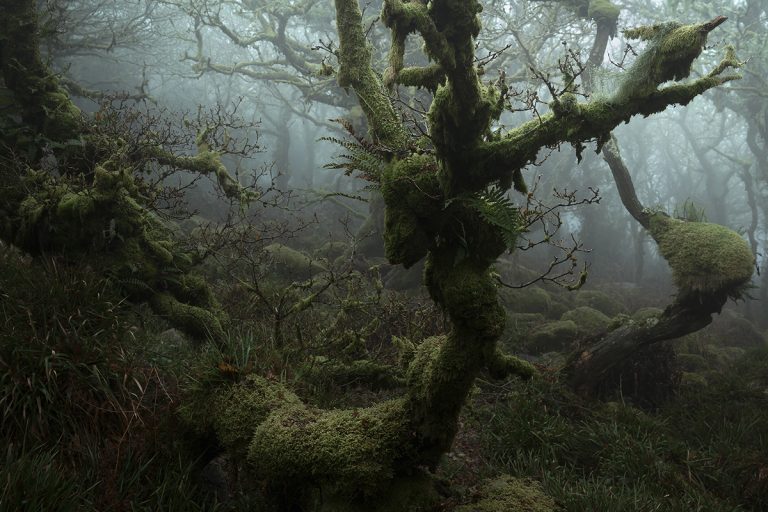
0, 0, 261, 343
180, 0, 751, 508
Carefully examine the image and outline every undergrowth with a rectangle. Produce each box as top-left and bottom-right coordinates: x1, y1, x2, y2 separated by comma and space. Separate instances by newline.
475, 350, 768, 511
0, 246, 216, 511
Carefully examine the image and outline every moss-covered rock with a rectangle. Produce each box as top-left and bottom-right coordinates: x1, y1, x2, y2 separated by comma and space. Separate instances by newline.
708, 311, 764, 349
574, 289, 626, 317
631, 307, 663, 324
456, 475, 558, 512
677, 353, 708, 372
526, 320, 579, 354
648, 214, 754, 297
502, 286, 552, 315
561, 306, 611, 335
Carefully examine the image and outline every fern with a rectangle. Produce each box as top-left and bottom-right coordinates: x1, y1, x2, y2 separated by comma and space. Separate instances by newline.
463, 186, 522, 250
321, 118, 386, 182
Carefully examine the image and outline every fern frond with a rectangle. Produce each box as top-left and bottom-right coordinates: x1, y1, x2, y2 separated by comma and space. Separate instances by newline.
321, 119, 387, 182
463, 186, 522, 250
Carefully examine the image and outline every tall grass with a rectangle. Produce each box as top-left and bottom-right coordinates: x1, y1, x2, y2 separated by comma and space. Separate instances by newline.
0, 247, 216, 510
476, 358, 768, 511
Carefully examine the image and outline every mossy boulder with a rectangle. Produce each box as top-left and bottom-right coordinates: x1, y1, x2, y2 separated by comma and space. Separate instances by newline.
526, 320, 579, 354
677, 353, 708, 372
456, 475, 558, 512
561, 306, 611, 335
502, 286, 552, 316
708, 311, 764, 349
574, 289, 625, 317
631, 307, 663, 324
500, 312, 545, 350
648, 214, 754, 297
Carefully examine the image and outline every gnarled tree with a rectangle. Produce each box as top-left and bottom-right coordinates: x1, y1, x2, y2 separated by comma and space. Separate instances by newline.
184, 0, 746, 508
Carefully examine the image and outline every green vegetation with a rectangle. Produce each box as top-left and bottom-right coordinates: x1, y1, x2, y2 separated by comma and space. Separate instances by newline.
649, 214, 754, 297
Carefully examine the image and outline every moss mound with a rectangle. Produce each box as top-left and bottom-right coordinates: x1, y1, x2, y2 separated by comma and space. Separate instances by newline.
561, 306, 610, 335
649, 214, 754, 297
456, 475, 558, 512
574, 289, 625, 317
526, 320, 579, 354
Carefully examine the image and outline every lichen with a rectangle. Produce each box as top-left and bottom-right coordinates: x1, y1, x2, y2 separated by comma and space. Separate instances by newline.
648, 213, 754, 297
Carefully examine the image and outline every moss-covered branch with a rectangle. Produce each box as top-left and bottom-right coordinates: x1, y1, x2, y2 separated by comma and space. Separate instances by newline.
475, 29, 740, 192
334, 0, 408, 149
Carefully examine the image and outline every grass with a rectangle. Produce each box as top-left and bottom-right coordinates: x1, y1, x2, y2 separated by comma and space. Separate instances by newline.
0, 246, 218, 510
474, 350, 768, 511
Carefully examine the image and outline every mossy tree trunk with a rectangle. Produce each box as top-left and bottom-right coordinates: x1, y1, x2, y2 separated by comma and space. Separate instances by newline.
0, 0, 240, 344
182, 0, 744, 507
555, 1, 755, 395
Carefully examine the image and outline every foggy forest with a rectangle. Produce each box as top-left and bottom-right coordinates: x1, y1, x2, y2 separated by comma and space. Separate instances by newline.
1, 0, 767, 510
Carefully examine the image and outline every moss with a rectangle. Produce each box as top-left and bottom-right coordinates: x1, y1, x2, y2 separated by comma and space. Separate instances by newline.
264, 243, 327, 277
149, 292, 225, 342
587, 0, 620, 26
434, 260, 506, 337
677, 353, 708, 372
561, 306, 611, 335
209, 374, 303, 455
456, 475, 558, 512
247, 398, 411, 497
648, 214, 754, 297
631, 307, 663, 324
617, 21, 711, 100
574, 289, 626, 316
526, 320, 579, 354
501, 286, 552, 315
380, 154, 442, 268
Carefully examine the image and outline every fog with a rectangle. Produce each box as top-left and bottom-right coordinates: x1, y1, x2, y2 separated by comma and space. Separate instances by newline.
2, 0, 767, 509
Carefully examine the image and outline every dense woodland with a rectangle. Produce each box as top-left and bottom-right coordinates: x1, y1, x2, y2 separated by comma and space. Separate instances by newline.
1, 0, 767, 510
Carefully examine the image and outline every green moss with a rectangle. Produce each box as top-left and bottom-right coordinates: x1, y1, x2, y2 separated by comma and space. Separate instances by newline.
264, 243, 327, 276
561, 306, 610, 335
617, 21, 711, 100
149, 292, 225, 342
380, 154, 442, 268
677, 353, 708, 372
209, 374, 303, 455
501, 286, 552, 315
526, 320, 579, 354
574, 289, 626, 316
631, 307, 663, 324
648, 214, 754, 296
680, 371, 708, 388
248, 398, 410, 497
456, 475, 558, 512
588, 0, 620, 25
